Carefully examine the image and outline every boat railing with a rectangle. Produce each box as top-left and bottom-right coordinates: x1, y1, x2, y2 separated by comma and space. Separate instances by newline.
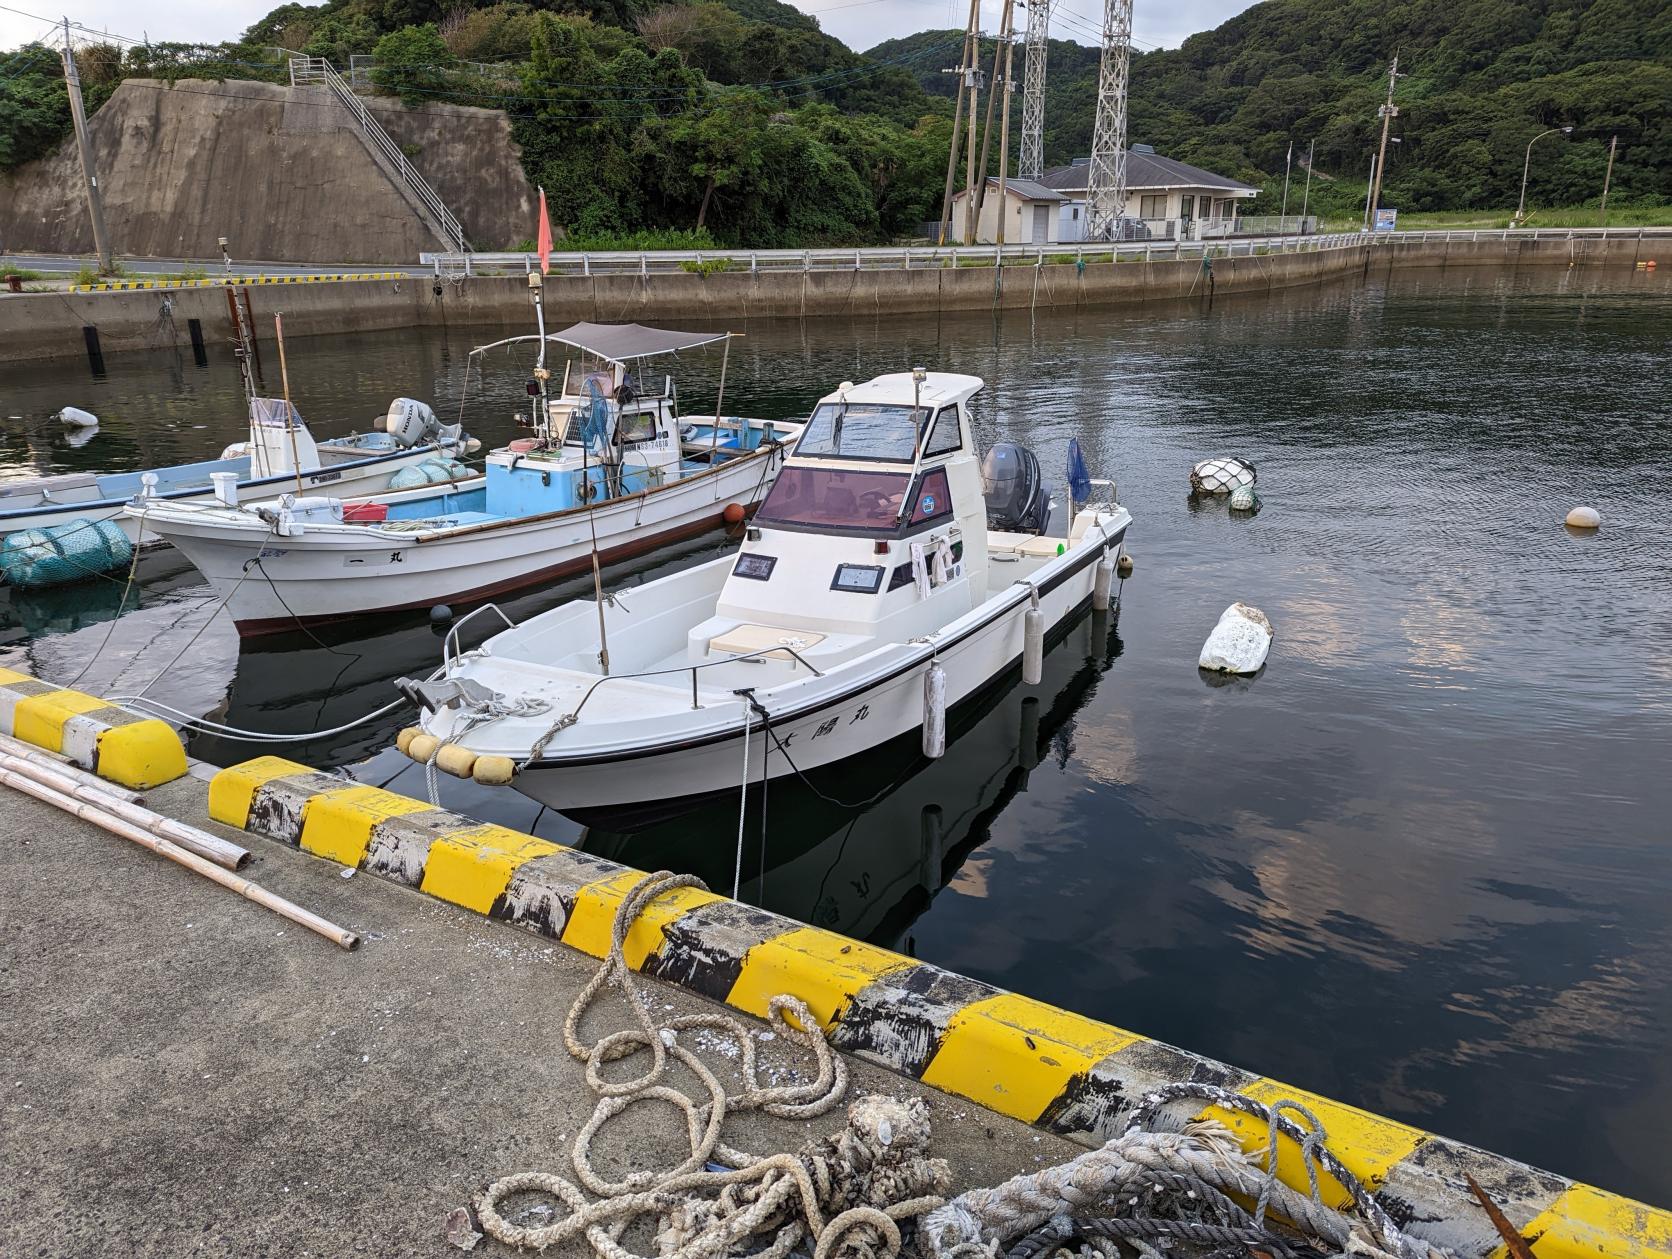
442, 603, 519, 673
553, 644, 828, 723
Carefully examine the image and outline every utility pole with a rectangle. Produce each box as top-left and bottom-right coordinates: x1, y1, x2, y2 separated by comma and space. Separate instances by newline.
1367, 56, 1400, 228
962, 47, 982, 243
1280, 140, 1293, 220
1598, 134, 1617, 226
1300, 138, 1315, 223
61, 18, 113, 273
1361, 154, 1377, 232
936, 0, 981, 246
994, 4, 1018, 246
973, 14, 1007, 228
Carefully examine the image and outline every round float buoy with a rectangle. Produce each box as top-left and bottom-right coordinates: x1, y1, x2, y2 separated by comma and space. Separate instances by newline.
722, 502, 746, 526
406, 733, 440, 765
1116, 553, 1134, 579
472, 755, 516, 786
436, 743, 478, 779
59, 406, 99, 428
430, 603, 454, 627
1229, 484, 1260, 513
396, 727, 420, 756
1565, 506, 1601, 529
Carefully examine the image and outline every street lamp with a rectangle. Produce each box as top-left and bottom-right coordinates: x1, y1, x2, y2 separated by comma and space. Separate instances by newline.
1514, 126, 1573, 227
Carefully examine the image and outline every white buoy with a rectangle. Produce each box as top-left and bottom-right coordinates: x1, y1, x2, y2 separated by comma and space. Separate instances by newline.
1190, 457, 1256, 495
1199, 603, 1273, 675
1022, 591, 1044, 686
1093, 557, 1115, 611
922, 661, 946, 759
58, 406, 99, 428
1565, 506, 1601, 529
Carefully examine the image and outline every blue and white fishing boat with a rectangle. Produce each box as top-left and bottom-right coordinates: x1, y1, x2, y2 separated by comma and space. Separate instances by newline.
135, 315, 801, 634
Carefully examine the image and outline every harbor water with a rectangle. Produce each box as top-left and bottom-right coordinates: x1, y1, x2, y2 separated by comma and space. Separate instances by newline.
2, 262, 1668, 1204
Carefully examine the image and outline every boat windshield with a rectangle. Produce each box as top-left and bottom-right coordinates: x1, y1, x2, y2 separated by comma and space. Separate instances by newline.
795, 403, 926, 462
756, 466, 911, 532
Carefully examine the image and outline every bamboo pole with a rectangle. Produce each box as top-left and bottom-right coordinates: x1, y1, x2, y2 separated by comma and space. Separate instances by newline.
0, 767, 357, 950
0, 751, 251, 871
273, 312, 306, 498
0, 731, 144, 804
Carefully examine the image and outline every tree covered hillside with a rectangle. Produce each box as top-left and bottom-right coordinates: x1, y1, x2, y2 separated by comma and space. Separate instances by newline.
876, 0, 1670, 213
2, 0, 1666, 248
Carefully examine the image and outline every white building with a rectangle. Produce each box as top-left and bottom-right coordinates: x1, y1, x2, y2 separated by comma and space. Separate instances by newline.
946, 178, 1068, 245
1040, 146, 1259, 242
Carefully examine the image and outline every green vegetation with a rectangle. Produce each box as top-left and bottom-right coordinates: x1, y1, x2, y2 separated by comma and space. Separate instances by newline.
2, 0, 1665, 245
0, 268, 47, 280
677, 256, 732, 275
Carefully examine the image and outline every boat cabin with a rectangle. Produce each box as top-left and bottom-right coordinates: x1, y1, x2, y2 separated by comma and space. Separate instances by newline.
690, 372, 990, 667
477, 322, 781, 516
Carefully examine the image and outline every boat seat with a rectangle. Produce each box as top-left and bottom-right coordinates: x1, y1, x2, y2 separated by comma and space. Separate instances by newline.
988, 529, 1069, 559
707, 622, 828, 663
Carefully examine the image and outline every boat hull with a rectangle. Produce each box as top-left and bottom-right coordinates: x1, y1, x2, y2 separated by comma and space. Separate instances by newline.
1, 441, 473, 546
506, 524, 1127, 815
149, 445, 787, 635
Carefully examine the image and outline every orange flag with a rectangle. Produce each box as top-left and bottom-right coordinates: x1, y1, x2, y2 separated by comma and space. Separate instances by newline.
537, 187, 552, 276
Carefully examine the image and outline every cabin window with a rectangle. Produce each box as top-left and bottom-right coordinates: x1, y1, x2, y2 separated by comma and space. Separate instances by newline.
921, 408, 962, 457
756, 466, 911, 532
618, 410, 658, 444
733, 553, 777, 581
908, 468, 954, 525
830, 564, 884, 594
795, 403, 927, 462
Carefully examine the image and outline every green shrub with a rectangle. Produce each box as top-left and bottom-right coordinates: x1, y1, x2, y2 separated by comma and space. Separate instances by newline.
678, 258, 732, 277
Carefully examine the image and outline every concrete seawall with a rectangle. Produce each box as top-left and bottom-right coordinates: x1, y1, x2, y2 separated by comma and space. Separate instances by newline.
1, 234, 1658, 366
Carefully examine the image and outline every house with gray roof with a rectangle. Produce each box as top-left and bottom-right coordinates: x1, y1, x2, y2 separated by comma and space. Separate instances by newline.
1038, 146, 1259, 242
947, 177, 1069, 245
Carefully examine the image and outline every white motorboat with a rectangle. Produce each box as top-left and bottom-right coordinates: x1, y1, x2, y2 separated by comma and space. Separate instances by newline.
134, 321, 800, 634
398, 369, 1132, 818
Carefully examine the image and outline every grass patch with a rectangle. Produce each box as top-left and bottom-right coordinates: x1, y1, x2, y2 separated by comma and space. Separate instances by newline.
1319, 203, 1672, 232
1, 268, 46, 281
678, 258, 732, 277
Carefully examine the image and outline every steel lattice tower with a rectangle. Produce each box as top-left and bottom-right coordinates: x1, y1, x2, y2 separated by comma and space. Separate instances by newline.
1084, 0, 1133, 239
1018, 0, 1052, 181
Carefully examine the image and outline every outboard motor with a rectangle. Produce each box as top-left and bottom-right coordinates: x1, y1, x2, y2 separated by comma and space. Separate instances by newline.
981, 442, 1052, 534
384, 398, 442, 448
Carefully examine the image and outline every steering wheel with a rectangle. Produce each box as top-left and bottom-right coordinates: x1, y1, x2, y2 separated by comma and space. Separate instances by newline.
857, 489, 897, 519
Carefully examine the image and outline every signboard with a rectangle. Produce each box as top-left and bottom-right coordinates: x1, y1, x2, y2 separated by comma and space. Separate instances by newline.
1373, 208, 1398, 232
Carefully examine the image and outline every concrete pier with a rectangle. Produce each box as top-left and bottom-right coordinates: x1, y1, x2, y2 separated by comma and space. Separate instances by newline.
2, 231, 1661, 365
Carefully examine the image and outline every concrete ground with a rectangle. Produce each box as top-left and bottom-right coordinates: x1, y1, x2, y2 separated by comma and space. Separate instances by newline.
0, 772, 1079, 1258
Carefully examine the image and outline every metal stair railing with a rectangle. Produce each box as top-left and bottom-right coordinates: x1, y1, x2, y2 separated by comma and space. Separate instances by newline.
289, 55, 469, 255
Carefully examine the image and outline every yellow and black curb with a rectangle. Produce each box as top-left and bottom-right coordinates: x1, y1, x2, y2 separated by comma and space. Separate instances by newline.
67, 272, 403, 293
0, 667, 187, 789
209, 754, 1671, 1259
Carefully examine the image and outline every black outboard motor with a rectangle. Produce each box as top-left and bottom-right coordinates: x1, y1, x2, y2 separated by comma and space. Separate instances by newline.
981, 442, 1052, 534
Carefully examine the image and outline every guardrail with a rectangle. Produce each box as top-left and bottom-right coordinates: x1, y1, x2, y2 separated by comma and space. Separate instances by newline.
421, 232, 1365, 277
419, 225, 1668, 278
289, 56, 469, 256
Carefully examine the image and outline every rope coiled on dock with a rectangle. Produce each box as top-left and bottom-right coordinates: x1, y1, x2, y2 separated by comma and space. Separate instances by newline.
470, 871, 951, 1258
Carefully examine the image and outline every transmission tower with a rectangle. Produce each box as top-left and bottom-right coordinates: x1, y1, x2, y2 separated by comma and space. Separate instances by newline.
1084, 0, 1133, 240
1018, 0, 1052, 180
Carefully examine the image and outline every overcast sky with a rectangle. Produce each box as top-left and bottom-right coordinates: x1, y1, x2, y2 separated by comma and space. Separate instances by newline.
1, 0, 1255, 57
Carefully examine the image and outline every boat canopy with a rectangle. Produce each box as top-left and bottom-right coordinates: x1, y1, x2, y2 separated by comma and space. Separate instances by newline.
470, 323, 732, 364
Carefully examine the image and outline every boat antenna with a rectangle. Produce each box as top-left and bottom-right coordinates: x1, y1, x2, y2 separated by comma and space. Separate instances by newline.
528, 272, 552, 443
896, 366, 930, 523
273, 313, 305, 498
706, 333, 734, 466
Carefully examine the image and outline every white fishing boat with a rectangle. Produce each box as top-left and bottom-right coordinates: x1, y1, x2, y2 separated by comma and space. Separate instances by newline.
396, 369, 1132, 818
134, 318, 800, 634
